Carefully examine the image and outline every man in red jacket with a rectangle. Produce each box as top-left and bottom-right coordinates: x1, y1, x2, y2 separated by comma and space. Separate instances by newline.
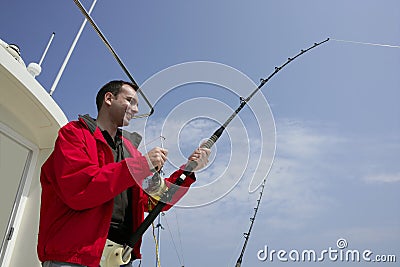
37, 80, 210, 267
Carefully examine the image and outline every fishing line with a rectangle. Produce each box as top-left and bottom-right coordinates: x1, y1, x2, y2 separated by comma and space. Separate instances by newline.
173, 210, 185, 267
330, 38, 400, 49
137, 136, 166, 150
163, 214, 185, 266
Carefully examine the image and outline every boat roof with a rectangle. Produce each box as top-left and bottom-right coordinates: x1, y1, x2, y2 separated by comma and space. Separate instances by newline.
0, 44, 68, 149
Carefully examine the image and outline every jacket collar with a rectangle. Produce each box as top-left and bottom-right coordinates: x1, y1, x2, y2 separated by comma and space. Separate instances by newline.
78, 114, 142, 148
79, 114, 97, 134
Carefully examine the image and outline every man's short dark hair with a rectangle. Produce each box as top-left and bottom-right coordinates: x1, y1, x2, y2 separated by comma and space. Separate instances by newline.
96, 80, 138, 111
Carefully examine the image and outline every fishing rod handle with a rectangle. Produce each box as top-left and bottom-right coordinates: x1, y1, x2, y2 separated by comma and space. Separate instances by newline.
124, 183, 179, 251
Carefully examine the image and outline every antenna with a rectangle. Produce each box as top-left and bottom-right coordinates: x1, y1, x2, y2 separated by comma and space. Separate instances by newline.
39, 32, 55, 66
49, 0, 98, 96
27, 32, 56, 78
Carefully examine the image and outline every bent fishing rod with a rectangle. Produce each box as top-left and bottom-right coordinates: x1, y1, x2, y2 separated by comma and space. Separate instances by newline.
119, 37, 330, 262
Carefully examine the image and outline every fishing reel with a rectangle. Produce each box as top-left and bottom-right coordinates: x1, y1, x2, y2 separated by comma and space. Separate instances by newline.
142, 172, 168, 200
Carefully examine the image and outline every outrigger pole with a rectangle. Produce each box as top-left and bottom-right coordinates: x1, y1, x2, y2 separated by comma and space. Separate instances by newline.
72, 0, 154, 118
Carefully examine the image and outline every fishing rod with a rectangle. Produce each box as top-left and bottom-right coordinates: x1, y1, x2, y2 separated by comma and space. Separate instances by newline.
119, 38, 331, 262
235, 178, 267, 267
72, 0, 154, 118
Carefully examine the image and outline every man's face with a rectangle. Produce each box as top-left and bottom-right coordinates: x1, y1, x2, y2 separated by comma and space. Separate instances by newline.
109, 84, 139, 127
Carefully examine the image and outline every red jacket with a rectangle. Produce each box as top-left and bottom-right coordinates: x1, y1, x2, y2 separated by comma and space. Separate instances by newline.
37, 117, 195, 267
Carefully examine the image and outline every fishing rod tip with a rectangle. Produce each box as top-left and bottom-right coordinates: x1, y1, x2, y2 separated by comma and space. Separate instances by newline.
149, 107, 155, 116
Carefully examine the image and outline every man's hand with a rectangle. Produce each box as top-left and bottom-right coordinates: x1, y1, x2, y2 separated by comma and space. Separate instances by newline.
145, 147, 168, 172
187, 147, 211, 172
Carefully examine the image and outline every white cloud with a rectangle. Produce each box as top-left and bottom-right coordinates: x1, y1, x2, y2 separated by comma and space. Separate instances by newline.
257, 120, 342, 220
363, 172, 400, 183
276, 119, 346, 159
143, 117, 342, 211
179, 119, 343, 226
138, 117, 399, 266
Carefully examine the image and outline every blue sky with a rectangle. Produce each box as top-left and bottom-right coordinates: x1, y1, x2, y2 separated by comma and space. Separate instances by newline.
2, 0, 399, 266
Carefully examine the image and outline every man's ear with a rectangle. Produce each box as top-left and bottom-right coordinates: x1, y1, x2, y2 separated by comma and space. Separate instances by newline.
104, 92, 114, 107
